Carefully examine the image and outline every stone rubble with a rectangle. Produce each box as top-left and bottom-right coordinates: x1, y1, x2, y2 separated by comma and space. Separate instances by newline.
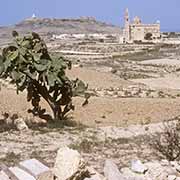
3, 147, 180, 180
0, 113, 29, 132
14, 118, 29, 132
0, 159, 53, 180
53, 147, 180, 180
103, 159, 124, 180
0, 78, 178, 99
53, 147, 90, 180
130, 159, 148, 174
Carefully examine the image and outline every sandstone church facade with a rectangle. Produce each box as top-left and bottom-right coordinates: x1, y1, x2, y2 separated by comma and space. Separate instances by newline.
122, 8, 161, 43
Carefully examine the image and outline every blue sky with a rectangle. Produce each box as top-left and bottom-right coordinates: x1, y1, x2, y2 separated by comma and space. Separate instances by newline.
1, 0, 180, 31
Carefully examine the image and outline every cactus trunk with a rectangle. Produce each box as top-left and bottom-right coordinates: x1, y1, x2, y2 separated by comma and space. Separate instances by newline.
51, 104, 62, 121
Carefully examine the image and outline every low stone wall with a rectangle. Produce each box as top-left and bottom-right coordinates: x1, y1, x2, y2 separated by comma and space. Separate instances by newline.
90, 86, 177, 98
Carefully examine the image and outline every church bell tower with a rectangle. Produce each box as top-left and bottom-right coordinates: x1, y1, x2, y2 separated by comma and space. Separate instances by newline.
123, 8, 130, 43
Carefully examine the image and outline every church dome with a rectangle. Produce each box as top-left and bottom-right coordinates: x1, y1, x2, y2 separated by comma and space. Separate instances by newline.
133, 16, 141, 24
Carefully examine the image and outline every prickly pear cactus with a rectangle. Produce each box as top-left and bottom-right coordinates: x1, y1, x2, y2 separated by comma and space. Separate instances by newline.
0, 31, 89, 120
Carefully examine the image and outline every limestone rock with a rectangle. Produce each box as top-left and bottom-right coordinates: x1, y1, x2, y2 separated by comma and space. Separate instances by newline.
175, 165, 180, 173
168, 175, 177, 180
145, 161, 175, 180
170, 161, 178, 167
9, 167, 36, 180
14, 118, 29, 131
53, 147, 90, 180
0, 170, 10, 180
161, 159, 169, 166
121, 167, 146, 180
19, 158, 54, 180
85, 167, 105, 180
103, 159, 124, 180
0, 165, 19, 180
27, 116, 47, 127
139, 91, 147, 98
131, 160, 148, 174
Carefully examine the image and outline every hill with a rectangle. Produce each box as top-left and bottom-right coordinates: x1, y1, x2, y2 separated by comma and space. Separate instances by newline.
0, 17, 122, 46
15, 17, 122, 34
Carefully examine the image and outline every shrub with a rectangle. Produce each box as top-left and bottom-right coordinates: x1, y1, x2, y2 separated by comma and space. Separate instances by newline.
150, 120, 180, 161
144, 33, 153, 40
0, 31, 89, 121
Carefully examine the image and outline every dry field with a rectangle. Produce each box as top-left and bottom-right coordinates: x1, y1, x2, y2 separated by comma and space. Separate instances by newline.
1, 38, 180, 173
1, 65, 180, 127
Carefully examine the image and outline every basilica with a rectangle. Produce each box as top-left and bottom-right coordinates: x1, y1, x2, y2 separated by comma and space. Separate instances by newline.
122, 8, 161, 43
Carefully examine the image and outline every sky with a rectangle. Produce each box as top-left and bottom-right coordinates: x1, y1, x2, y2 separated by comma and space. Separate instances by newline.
0, 0, 180, 31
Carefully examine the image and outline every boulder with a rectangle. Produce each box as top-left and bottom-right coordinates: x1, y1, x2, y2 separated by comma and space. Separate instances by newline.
0, 164, 19, 180
9, 167, 36, 180
14, 118, 29, 131
103, 159, 125, 180
53, 147, 90, 180
19, 158, 54, 180
131, 160, 148, 174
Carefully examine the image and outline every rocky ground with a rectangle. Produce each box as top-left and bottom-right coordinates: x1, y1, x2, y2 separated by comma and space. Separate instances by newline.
1, 26, 180, 179
0, 120, 166, 170
1, 60, 180, 175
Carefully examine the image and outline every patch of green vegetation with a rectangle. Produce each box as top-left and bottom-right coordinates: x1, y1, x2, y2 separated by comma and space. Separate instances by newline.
31, 117, 87, 135
69, 135, 132, 154
0, 31, 88, 122
69, 138, 100, 153
30, 150, 54, 167
113, 46, 163, 61
109, 137, 131, 144
0, 152, 21, 166
118, 72, 154, 80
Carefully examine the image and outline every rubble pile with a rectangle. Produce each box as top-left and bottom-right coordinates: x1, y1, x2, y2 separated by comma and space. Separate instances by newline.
3, 147, 180, 180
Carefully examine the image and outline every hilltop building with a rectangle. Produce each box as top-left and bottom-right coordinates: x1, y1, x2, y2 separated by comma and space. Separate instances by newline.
122, 8, 160, 43
32, 13, 36, 19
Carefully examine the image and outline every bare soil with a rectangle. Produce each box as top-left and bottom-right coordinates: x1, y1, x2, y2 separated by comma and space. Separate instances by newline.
1, 37, 180, 173
1, 66, 180, 127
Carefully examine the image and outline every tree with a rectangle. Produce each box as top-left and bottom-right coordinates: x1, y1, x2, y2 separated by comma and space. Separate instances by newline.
144, 33, 153, 40
168, 32, 177, 38
0, 31, 89, 121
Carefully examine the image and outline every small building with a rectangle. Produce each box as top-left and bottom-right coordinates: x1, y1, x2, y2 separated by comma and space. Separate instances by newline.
122, 8, 161, 43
